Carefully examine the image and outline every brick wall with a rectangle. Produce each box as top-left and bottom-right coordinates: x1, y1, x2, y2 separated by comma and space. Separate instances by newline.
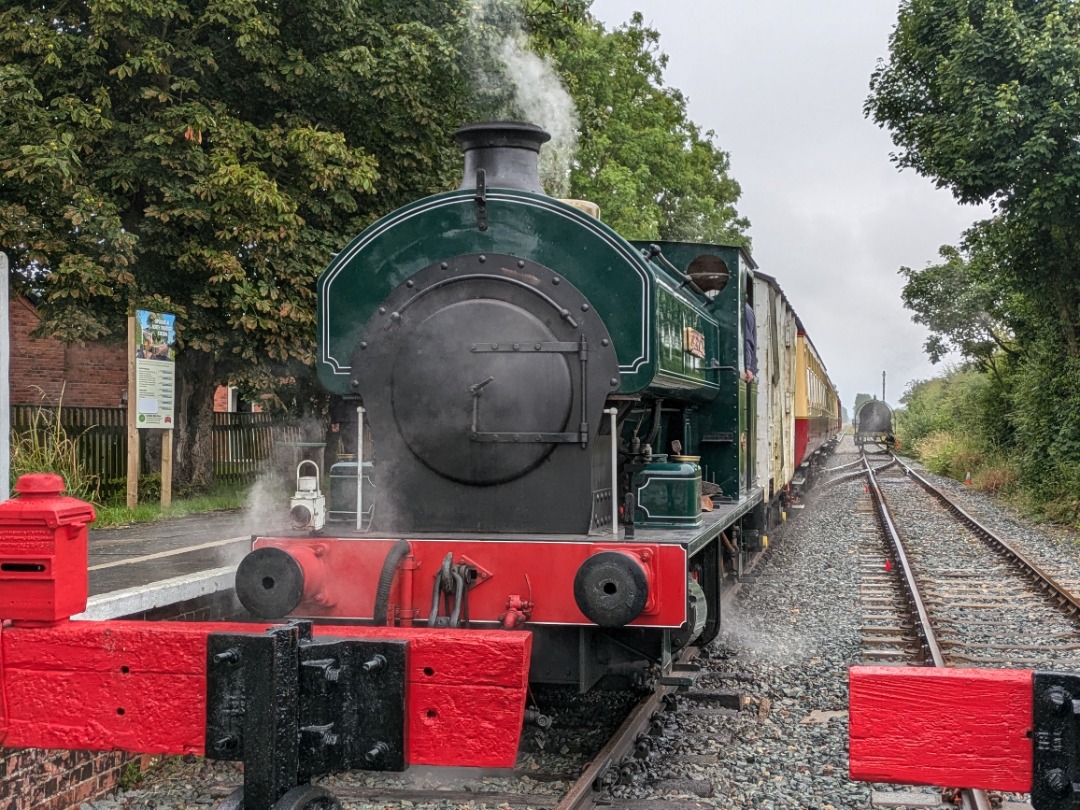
4, 591, 247, 810
8, 296, 127, 408
1, 749, 153, 810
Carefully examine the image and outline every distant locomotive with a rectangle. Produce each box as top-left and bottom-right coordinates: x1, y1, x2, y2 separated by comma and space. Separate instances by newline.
236, 121, 841, 692
854, 399, 895, 449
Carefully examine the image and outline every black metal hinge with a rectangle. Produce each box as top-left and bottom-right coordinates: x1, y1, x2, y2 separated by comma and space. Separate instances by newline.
206, 621, 406, 809
475, 168, 487, 231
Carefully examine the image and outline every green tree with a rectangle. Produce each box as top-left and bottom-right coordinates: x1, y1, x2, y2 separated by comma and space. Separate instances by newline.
899, 218, 1019, 378
866, 0, 1080, 354
555, 12, 749, 244
0, 0, 468, 489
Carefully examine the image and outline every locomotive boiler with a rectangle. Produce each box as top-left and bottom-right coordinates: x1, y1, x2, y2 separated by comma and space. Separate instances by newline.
235, 122, 771, 691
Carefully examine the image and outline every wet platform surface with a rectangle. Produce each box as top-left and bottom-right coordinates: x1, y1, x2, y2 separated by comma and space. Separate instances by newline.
87, 510, 284, 596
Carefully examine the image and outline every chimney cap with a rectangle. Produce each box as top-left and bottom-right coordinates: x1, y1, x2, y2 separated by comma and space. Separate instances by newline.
453, 121, 551, 153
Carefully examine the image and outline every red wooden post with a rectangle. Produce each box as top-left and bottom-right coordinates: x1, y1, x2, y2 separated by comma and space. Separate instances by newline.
849, 666, 1033, 792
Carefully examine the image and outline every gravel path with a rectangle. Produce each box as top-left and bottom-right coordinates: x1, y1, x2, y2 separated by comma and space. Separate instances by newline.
85, 436, 1078, 809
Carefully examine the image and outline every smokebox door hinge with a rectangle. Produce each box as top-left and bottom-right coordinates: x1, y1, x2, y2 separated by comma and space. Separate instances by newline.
475, 168, 488, 231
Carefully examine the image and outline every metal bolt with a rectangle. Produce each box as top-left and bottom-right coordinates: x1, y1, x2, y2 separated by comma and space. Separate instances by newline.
535, 343, 542, 350
215, 735, 238, 752
1046, 768, 1070, 796
581, 304, 590, 312
378, 307, 386, 314
322, 730, 340, 746
513, 343, 520, 350
365, 741, 390, 763
324, 666, 342, 682
517, 260, 525, 268
610, 378, 619, 387
406, 280, 414, 288
601, 339, 610, 347
350, 379, 360, 390
552, 277, 560, 285
479, 255, 486, 263
1045, 686, 1069, 714
362, 654, 387, 673
390, 312, 400, 321
213, 648, 241, 665
359, 341, 367, 350
441, 262, 448, 270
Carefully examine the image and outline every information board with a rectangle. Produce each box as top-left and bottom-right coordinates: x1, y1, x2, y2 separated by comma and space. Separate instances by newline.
134, 310, 176, 429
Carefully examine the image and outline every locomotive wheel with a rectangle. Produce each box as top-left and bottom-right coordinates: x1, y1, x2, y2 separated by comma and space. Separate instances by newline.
271, 785, 341, 810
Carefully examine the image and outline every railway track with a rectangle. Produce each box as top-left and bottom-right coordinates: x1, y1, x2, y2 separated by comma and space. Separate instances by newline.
857, 452, 1080, 810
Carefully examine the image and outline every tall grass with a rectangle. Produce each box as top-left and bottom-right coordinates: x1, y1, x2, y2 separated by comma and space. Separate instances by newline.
8, 389, 100, 503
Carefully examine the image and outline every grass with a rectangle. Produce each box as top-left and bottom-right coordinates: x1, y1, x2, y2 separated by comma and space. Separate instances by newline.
93, 484, 253, 528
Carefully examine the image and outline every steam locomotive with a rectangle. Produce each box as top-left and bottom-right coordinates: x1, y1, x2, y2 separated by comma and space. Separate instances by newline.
0, 122, 841, 806
854, 398, 895, 450
236, 121, 841, 692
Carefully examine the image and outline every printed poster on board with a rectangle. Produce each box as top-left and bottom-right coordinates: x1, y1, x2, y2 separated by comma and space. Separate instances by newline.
134, 310, 176, 429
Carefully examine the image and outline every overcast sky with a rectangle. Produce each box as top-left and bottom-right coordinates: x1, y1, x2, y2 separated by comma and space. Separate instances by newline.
589, 0, 989, 412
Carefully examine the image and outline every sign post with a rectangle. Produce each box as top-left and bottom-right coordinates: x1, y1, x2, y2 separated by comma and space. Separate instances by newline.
129, 309, 177, 509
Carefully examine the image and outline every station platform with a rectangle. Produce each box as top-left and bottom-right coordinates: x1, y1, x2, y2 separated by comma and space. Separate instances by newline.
80, 509, 282, 620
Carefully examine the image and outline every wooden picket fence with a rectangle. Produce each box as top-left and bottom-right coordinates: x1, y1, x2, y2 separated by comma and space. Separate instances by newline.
9, 406, 299, 497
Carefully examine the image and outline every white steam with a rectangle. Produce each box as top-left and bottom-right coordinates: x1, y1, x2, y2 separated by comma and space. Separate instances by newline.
466, 0, 580, 196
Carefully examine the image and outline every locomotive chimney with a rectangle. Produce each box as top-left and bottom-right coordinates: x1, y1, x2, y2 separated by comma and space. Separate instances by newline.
454, 121, 551, 195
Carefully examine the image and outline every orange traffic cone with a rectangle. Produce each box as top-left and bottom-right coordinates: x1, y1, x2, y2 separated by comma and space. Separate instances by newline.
964, 471, 972, 486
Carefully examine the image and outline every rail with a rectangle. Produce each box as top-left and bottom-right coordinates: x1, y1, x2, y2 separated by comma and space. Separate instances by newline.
862, 454, 996, 810
893, 456, 1080, 618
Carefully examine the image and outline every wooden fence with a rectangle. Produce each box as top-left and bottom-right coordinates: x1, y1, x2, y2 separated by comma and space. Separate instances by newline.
9, 406, 300, 498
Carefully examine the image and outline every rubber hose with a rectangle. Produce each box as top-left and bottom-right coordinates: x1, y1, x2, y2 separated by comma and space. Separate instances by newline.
373, 538, 412, 626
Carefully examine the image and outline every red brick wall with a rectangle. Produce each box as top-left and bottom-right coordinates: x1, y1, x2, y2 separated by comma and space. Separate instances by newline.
0, 749, 152, 810
8, 296, 127, 408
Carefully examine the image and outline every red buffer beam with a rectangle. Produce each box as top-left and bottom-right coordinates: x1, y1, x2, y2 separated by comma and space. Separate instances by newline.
849, 666, 1033, 792
0, 620, 531, 768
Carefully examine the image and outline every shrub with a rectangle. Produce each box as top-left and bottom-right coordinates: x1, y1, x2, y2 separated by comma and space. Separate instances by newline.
972, 462, 1018, 494
9, 390, 99, 502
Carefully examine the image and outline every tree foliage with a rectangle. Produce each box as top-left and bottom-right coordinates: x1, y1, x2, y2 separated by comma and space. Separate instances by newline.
899, 218, 1019, 375
0, 0, 469, 487
867, 0, 1080, 354
1, 0, 748, 489
555, 13, 749, 244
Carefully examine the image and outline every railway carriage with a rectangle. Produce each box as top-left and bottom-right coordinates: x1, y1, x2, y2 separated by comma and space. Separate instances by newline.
792, 328, 841, 487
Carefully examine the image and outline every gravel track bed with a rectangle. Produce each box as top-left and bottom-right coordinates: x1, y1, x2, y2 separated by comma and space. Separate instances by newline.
904, 459, 1080, 596
601, 442, 868, 809
85, 435, 1080, 809
873, 463, 1080, 670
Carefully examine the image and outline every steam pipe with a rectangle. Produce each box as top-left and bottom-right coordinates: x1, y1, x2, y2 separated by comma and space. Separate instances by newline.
606, 407, 618, 536
356, 405, 365, 531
